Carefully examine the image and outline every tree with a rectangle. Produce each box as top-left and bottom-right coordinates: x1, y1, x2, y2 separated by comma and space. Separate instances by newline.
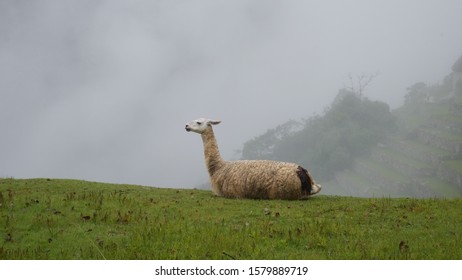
345, 73, 379, 97
241, 91, 396, 181
404, 82, 427, 105
241, 120, 302, 160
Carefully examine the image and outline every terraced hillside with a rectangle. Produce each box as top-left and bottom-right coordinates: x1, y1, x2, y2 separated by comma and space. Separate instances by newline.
327, 97, 462, 198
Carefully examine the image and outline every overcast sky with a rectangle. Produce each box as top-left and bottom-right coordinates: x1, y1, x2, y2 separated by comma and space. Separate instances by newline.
1, 0, 462, 188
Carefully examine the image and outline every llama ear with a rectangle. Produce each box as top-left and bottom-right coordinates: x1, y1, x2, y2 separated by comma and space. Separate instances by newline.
208, 120, 221, 125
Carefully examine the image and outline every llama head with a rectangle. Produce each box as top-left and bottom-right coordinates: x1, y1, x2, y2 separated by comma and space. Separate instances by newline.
185, 118, 221, 134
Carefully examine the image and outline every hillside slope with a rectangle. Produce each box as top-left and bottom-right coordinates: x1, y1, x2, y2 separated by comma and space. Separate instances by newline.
326, 92, 462, 198
1, 178, 462, 259
240, 87, 462, 197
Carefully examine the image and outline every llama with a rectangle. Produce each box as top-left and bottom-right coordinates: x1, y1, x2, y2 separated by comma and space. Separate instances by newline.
185, 118, 321, 200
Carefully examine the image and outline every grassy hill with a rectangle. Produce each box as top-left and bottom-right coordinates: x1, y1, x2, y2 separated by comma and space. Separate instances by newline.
1, 178, 461, 259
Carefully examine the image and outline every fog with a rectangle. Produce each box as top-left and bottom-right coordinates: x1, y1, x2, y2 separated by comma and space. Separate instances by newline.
1, 0, 462, 188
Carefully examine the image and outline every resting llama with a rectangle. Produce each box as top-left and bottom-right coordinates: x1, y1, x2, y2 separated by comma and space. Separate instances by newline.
185, 118, 321, 200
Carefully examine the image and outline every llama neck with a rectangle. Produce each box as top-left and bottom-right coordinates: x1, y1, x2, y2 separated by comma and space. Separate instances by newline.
201, 127, 225, 176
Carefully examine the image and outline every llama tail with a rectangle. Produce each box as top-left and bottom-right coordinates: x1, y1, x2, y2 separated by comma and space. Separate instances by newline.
296, 166, 321, 195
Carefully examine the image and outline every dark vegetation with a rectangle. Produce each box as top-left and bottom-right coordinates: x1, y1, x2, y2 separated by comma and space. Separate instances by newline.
243, 90, 396, 181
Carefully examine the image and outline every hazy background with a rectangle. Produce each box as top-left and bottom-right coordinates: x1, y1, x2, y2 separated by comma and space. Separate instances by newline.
1, 0, 462, 188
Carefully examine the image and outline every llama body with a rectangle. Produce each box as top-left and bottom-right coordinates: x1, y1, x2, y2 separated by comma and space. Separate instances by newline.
186, 118, 321, 200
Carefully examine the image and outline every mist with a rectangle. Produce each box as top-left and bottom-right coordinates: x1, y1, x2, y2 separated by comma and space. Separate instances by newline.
1, 0, 462, 188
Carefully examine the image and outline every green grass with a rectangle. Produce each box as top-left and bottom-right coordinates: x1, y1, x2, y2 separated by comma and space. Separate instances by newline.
1, 178, 462, 260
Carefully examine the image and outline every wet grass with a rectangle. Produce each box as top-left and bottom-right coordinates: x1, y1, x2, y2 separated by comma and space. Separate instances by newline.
1, 178, 461, 259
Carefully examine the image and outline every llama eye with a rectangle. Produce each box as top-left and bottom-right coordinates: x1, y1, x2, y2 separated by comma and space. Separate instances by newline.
196, 121, 202, 125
